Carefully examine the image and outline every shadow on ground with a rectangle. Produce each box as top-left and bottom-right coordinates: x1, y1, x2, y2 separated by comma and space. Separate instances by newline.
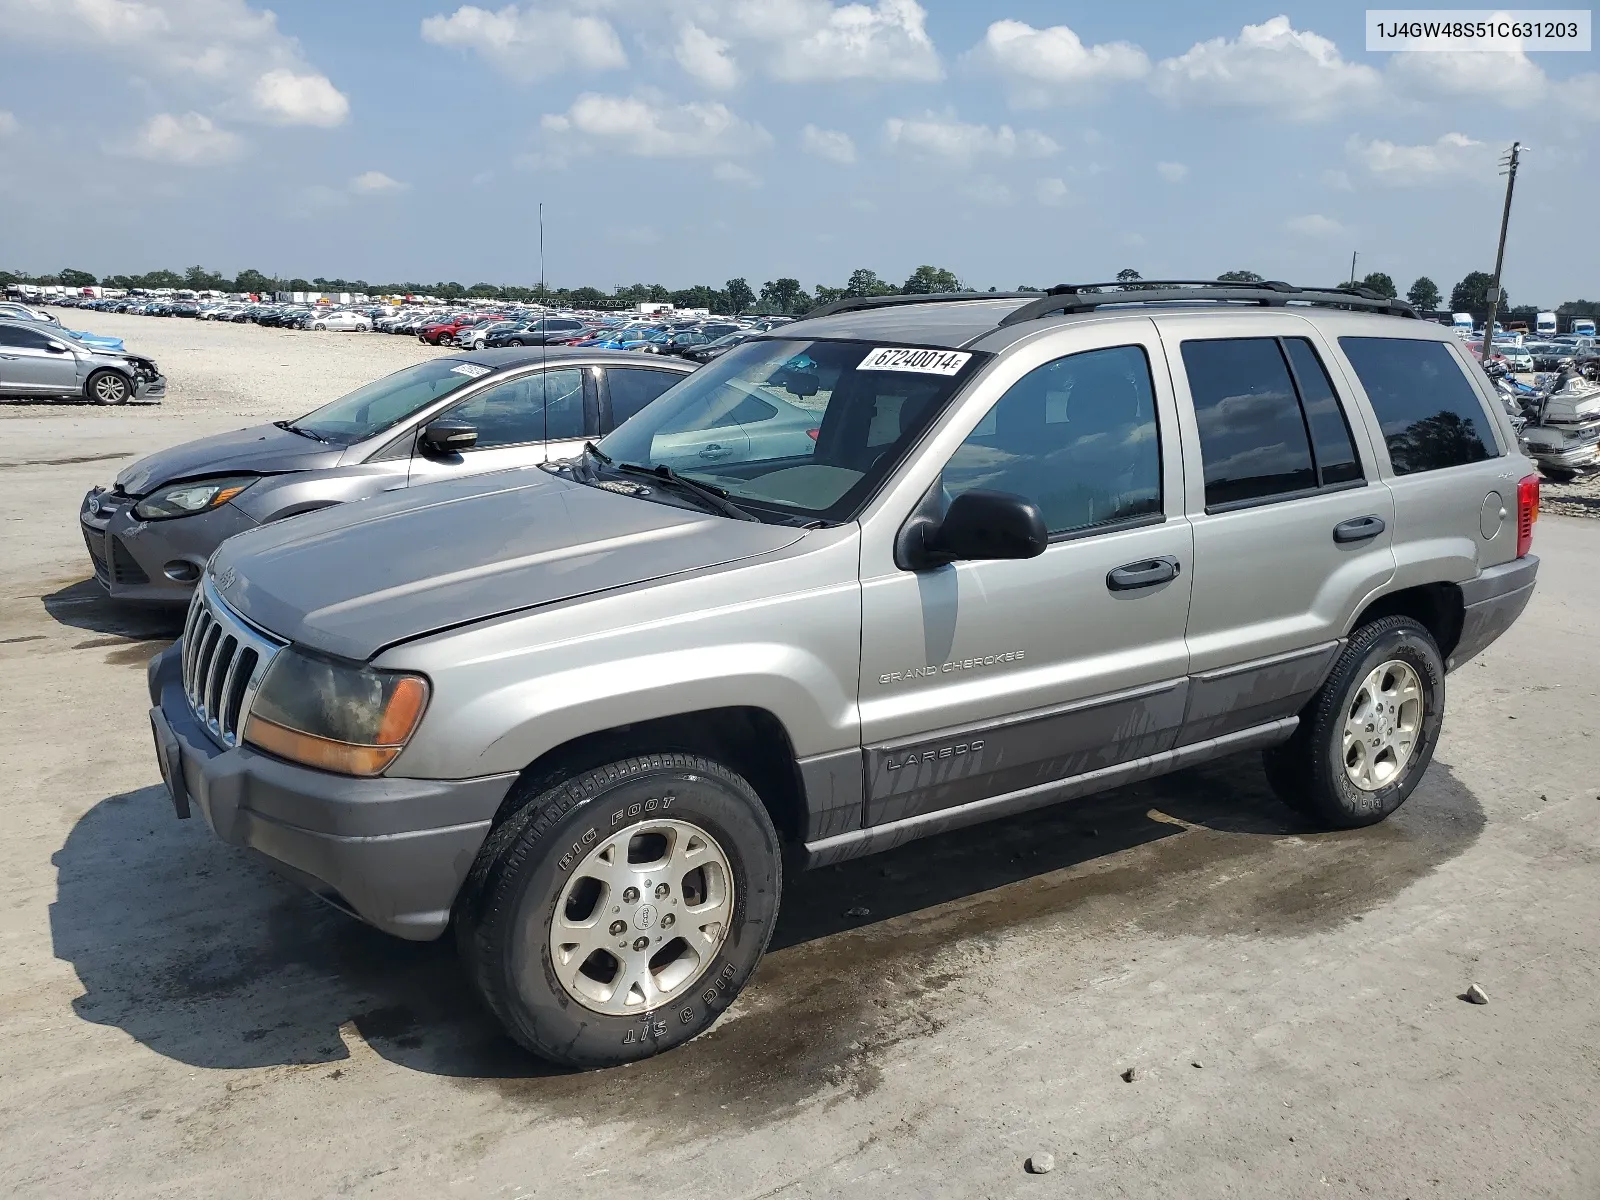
42, 578, 186, 639
50, 757, 1483, 1132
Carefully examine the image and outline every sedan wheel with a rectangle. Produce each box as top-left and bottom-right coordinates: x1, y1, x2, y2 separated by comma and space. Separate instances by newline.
87, 369, 131, 406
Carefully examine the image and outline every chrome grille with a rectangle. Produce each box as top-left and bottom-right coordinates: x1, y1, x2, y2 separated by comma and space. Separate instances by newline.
181, 577, 284, 747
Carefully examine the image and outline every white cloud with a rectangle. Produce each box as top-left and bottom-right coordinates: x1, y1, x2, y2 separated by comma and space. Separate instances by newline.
421, 3, 626, 79
1152, 16, 1381, 120
1387, 48, 1600, 117
125, 111, 242, 165
712, 160, 761, 187
885, 114, 1058, 163
723, 0, 942, 82
801, 124, 856, 163
961, 176, 1012, 205
541, 92, 771, 157
1035, 177, 1069, 206
251, 69, 348, 127
350, 170, 408, 193
967, 18, 1148, 106
0, 111, 17, 136
675, 23, 738, 89
1347, 132, 1486, 185
0, 0, 349, 128
1155, 161, 1187, 183
1286, 213, 1348, 238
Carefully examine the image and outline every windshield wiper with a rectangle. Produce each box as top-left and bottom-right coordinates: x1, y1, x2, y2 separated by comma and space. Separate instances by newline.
274, 420, 329, 443
613, 461, 759, 522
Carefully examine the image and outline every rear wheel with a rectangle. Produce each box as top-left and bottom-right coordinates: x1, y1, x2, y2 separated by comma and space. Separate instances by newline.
86, 369, 131, 405
455, 753, 781, 1069
1263, 616, 1444, 828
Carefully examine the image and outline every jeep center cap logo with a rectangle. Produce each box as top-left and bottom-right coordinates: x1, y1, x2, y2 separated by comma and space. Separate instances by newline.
633, 903, 658, 931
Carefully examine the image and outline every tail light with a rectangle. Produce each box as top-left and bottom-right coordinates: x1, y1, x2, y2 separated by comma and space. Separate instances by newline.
806, 428, 820, 441
1516, 472, 1539, 557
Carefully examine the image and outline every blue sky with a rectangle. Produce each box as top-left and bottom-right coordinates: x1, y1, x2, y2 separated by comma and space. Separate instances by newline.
1, 1, 1596, 303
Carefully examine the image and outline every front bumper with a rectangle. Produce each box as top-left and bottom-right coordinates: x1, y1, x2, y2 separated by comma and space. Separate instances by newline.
80, 487, 257, 602
1450, 554, 1539, 670
148, 644, 516, 940
1523, 441, 1599, 471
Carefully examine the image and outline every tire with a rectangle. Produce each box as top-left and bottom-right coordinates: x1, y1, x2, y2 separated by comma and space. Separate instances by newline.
313, 322, 326, 331
454, 753, 782, 1069
1263, 616, 1445, 828
86, 369, 131, 405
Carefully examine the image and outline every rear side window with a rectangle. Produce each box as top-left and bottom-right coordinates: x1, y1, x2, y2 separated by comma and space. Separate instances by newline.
1181, 337, 1367, 509
607, 367, 683, 426
1182, 339, 1317, 508
1338, 337, 1497, 475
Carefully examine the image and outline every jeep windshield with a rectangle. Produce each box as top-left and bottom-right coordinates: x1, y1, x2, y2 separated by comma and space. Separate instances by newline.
289, 358, 490, 443
594, 338, 987, 524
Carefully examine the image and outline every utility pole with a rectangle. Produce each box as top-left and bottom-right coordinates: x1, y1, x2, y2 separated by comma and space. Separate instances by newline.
1348, 250, 1358, 287
1481, 141, 1523, 357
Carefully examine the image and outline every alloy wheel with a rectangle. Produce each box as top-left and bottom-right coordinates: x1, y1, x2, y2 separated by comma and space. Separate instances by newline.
546, 818, 734, 1016
1342, 659, 1424, 791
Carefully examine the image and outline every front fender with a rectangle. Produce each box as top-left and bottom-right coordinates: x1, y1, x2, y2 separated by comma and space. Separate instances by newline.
231, 466, 409, 523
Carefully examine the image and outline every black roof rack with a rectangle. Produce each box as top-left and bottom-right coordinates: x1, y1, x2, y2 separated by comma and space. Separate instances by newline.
997, 280, 1418, 325
797, 279, 1417, 329
799, 291, 1037, 322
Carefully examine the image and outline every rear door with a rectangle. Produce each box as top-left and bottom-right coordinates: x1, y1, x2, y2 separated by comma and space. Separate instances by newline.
407, 365, 597, 485
1157, 313, 1396, 743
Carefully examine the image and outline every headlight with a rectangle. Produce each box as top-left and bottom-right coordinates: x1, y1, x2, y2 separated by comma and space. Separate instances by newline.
243, 648, 430, 777
132, 476, 255, 520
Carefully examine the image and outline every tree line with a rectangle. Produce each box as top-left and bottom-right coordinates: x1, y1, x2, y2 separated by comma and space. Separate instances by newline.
4, 263, 1596, 322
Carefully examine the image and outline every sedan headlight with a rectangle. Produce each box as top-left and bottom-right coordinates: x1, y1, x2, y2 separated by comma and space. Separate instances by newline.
243, 648, 430, 777
132, 476, 256, 520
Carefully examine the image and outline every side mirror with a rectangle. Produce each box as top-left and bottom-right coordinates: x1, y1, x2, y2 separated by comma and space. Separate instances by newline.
419, 418, 478, 455
912, 489, 1048, 568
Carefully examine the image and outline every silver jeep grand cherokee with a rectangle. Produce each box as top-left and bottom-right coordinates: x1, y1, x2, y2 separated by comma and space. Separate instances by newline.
147, 280, 1540, 1069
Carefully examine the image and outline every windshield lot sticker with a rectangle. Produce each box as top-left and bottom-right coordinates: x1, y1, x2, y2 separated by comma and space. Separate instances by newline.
858, 347, 972, 375
450, 363, 492, 377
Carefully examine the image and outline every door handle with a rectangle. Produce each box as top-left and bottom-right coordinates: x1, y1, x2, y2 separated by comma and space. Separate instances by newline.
1333, 515, 1386, 543
1107, 556, 1180, 591
699, 443, 730, 460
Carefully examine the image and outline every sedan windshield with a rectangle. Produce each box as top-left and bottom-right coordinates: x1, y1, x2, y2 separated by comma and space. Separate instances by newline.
293, 358, 490, 443
596, 338, 986, 523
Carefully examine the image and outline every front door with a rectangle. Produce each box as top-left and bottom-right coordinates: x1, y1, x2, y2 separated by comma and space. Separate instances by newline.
0, 324, 81, 393
407, 365, 595, 485
858, 322, 1193, 826
1155, 314, 1398, 743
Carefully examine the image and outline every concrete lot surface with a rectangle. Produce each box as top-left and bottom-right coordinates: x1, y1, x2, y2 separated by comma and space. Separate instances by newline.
0, 320, 1597, 1198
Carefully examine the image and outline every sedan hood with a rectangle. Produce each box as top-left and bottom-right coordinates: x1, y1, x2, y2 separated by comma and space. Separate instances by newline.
116, 424, 344, 495
210, 467, 807, 660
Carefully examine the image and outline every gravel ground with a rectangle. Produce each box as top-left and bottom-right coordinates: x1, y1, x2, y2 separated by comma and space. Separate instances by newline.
0, 315, 1596, 1198
1541, 471, 1600, 519
0, 309, 449, 420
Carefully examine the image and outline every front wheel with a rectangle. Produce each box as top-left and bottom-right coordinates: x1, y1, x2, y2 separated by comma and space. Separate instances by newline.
1263, 616, 1445, 828
86, 369, 131, 405
455, 753, 781, 1069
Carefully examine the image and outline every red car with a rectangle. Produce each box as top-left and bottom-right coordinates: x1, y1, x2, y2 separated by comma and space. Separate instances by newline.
418, 313, 505, 346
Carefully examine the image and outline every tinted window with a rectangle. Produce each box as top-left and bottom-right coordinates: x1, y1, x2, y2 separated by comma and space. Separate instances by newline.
608, 367, 684, 426
0, 323, 54, 349
447, 367, 585, 447
944, 345, 1162, 536
1182, 338, 1316, 508
1283, 338, 1362, 485
1339, 337, 1497, 475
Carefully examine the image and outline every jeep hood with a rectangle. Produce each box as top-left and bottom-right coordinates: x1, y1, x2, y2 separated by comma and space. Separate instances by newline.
210, 467, 807, 660
117, 424, 343, 495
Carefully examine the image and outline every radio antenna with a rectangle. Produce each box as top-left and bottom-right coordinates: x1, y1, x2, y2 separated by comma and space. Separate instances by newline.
540, 201, 548, 449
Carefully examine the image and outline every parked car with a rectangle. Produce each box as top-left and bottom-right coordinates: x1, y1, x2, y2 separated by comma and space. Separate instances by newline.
308, 311, 373, 333
486, 317, 589, 347
0, 319, 163, 405
1501, 346, 1534, 373
682, 329, 754, 363
80, 348, 694, 601
146, 281, 1539, 1069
